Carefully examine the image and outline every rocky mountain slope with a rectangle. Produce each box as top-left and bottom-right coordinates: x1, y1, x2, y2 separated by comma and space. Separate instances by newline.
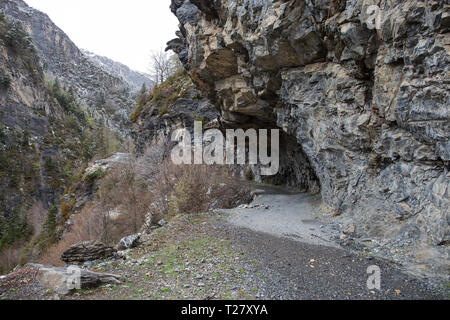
1, 0, 135, 134
0, 0, 140, 270
0, 0, 448, 297
82, 50, 154, 93
0, 8, 58, 218
0, 0, 142, 216
164, 0, 449, 278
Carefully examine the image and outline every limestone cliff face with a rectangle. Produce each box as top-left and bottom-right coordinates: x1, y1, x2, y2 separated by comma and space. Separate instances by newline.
168, 0, 449, 268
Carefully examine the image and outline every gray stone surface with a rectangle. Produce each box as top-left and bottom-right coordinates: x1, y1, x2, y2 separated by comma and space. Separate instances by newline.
28, 263, 120, 295
167, 0, 450, 279
82, 49, 153, 92
221, 187, 338, 248
1, 0, 135, 135
118, 234, 141, 251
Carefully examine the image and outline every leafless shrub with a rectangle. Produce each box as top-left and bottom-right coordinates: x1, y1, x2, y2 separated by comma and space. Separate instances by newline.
148, 49, 183, 84
0, 246, 21, 274
149, 49, 172, 85
135, 144, 168, 182
98, 157, 151, 235
167, 164, 251, 216
28, 201, 46, 236
39, 145, 251, 266
39, 202, 112, 266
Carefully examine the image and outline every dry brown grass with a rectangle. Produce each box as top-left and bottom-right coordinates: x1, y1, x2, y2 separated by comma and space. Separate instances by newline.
39, 202, 110, 266
0, 246, 21, 273
28, 201, 46, 236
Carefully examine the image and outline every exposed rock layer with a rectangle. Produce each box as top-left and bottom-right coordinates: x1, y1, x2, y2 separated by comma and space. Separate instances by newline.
61, 241, 117, 264
0, 0, 136, 219
167, 0, 450, 276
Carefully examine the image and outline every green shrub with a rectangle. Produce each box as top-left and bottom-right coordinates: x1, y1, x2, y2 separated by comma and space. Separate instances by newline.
44, 157, 56, 172
21, 129, 30, 147
84, 168, 104, 184
0, 215, 6, 242
8, 173, 20, 187
245, 169, 254, 181
0, 75, 11, 90
0, 125, 6, 143
41, 205, 58, 245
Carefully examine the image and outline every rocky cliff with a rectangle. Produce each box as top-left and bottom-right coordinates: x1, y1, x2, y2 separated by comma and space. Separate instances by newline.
82, 49, 154, 93
131, 69, 219, 155
166, 0, 449, 277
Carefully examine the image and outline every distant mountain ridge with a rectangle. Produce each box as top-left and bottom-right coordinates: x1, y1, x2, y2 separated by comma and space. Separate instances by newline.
82, 49, 154, 92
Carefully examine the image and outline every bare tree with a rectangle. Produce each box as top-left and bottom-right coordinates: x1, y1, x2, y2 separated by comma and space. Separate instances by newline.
149, 49, 172, 84
149, 49, 184, 84
169, 54, 183, 75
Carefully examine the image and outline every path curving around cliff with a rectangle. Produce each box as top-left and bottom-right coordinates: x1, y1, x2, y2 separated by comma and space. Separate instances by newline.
222, 185, 339, 248
212, 185, 447, 300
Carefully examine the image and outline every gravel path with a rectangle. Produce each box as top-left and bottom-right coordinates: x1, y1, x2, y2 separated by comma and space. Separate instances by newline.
213, 185, 446, 300
224, 187, 338, 247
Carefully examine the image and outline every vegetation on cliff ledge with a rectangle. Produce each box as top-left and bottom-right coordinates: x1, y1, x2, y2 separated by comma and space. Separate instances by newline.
130, 68, 191, 123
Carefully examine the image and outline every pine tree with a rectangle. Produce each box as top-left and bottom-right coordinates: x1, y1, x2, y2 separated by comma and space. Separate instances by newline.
42, 205, 57, 243
136, 83, 147, 107
52, 77, 61, 97
0, 215, 6, 244
0, 209, 31, 250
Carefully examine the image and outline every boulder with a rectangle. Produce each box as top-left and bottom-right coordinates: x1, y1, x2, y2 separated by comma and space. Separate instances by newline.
61, 241, 117, 264
141, 213, 168, 234
157, 219, 167, 227
343, 224, 356, 235
118, 234, 141, 251
28, 264, 121, 295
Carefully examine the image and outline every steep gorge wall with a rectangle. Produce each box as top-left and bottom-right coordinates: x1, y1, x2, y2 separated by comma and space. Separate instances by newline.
0, 0, 135, 224
167, 0, 449, 265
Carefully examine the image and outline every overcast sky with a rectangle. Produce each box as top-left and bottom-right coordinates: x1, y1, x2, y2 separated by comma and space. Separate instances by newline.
25, 0, 179, 74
